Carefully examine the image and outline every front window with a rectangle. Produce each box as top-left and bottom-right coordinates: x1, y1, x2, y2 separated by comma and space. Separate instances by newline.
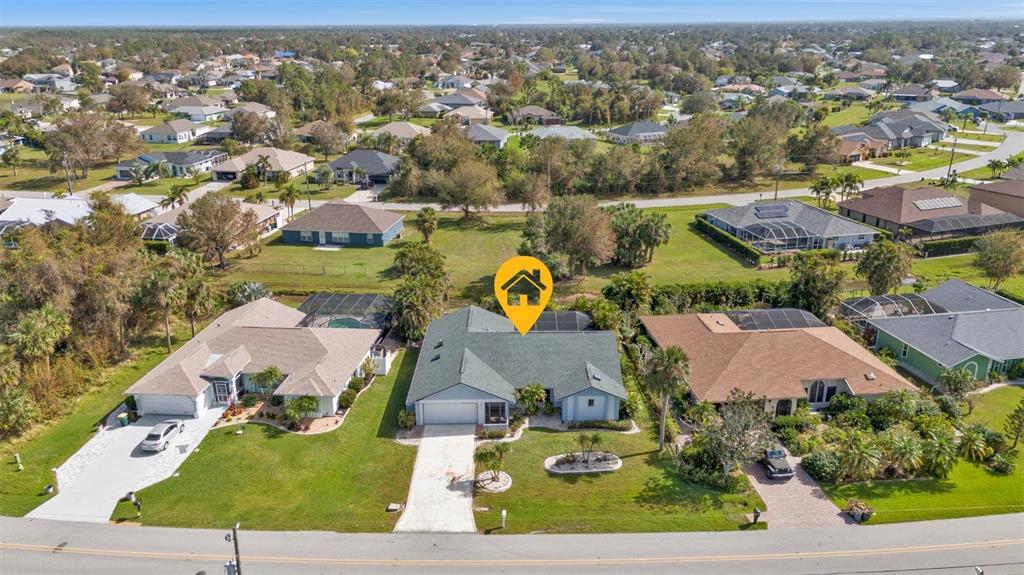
587, 399, 595, 407
485, 402, 507, 424
299, 230, 312, 242
808, 380, 825, 403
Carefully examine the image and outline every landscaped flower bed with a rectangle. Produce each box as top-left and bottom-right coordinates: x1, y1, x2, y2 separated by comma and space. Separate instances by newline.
544, 451, 622, 474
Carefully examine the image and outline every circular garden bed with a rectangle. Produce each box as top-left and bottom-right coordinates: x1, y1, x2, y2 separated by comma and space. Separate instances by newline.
475, 471, 512, 493
544, 452, 622, 474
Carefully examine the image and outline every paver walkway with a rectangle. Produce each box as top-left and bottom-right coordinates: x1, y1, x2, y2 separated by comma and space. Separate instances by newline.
26, 409, 222, 523
394, 424, 477, 533
743, 452, 850, 529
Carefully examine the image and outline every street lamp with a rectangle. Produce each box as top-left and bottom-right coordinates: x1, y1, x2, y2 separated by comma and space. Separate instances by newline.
224, 522, 243, 575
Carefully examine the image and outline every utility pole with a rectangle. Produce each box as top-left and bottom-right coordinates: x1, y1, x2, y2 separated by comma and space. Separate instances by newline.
303, 164, 312, 211
773, 160, 782, 201
945, 134, 958, 181
225, 522, 243, 575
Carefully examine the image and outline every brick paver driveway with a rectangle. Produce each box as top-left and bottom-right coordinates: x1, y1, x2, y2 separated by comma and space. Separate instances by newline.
744, 452, 851, 529
394, 425, 477, 533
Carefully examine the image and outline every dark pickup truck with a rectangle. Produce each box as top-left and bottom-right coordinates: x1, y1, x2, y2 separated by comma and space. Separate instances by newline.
761, 444, 796, 480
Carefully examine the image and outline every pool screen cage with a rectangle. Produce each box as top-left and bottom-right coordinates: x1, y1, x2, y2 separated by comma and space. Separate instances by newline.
736, 221, 823, 253
297, 293, 391, 329
140, 222, 180, 242
838, 293, 947, 324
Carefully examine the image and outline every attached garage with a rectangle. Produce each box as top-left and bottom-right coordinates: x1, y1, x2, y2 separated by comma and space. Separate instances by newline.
134, 390, 211, 417
421, 402, 479, 425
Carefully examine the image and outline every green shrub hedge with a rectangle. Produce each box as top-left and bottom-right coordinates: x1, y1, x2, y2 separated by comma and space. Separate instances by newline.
917, 236, 978, 257
693, 214, 762, 266
653, 278, 790, 313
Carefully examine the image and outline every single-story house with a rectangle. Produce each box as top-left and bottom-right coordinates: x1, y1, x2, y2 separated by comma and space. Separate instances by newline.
890, 84, 934, 103
212, 146, 315, 182
0, 79, 33, 94
328, 149, 401, 184
528, 125, 596, 141
124, 298, 387, 418
139, 119, 210, 144
372, 121, 430, 143
280, 201, 404, 247
445, 105, 492, 125
869, 303, 1024, 385
115, 150, 228, 180
466, 124, 509, 149
837, 185, 1022, 240
837, 137, 887, 163
170, 105, 227, 122
952, 89, 1008, 105
139, 200, 282, 244
824, 86, 874, 101
832, 110, 950, 150
907, 97, 980, 118
161, 95, 223, 110
433, 92, 485, 109
704, 201, 878, 253
839, 279, 1019, 326
507, 105, 561, 125
0, 195, 159, 243
640, 309, 916, 416
292, 120, 351, 144
437, 74, 473, 89
606, 121, 668, 145
968, 180, 1024, 217
978, 100, 1024, 122
225, 101, 277, 121
416, 101, 452, 118
406, 306, 626, 426
932, 79, 961, 94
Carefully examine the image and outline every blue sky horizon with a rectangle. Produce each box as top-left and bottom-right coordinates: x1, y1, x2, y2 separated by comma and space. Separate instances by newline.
2, 1, 1022, 27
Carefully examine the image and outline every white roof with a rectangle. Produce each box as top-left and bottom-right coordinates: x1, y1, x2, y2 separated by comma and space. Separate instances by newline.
0, 194, 159, 225
115, 193, 159, 216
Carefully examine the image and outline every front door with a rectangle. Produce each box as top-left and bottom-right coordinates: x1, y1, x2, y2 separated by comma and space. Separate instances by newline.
214, 382, 230, 404
775, 399, 792, 416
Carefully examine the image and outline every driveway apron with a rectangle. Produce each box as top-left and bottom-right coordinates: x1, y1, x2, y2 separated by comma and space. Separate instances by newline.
394, 425, 477, 533
27, 409, 223, 523
744, 454, 851, 529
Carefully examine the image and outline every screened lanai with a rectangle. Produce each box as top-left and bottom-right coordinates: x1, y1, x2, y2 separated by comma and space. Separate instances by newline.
838, 293, 947, 325
297, 293, 391, 329
736, 220, 824, 252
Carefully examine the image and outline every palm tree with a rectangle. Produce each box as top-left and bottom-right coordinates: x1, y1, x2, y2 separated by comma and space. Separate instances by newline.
987, 159, 1008, 179
414, 207, 438, 243
2, 145, 22, 176
809, 175, 838, 208
143, 262, 182, 353
160, 185, 189, 209
839, 429, 882, 481
315, 165, 334, 191
958, 427, 993, 462
838, 172, 864, 202
255, 154, 272, 183
924, 429, 958, 478
253, 190, 265, 205
186, 166, 202, 186
6, 305, 70, 373
881, 427, 923, 476
252, 365, 284, 399
645, 345, 690, 451
129, 166, 148, 187
279, 183, 300, 220
893, 149, 912, 174
171, 250, 212, 338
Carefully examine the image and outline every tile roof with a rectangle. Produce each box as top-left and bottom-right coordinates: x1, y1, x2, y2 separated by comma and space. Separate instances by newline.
641, 313, 914, 402
280, 200, 403, 234
406, 306, 625, 404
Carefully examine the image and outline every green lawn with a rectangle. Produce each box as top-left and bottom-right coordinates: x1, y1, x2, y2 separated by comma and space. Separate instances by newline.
958, 151, 1024, 180
474, 425, 765, 533
0, 147, 116, 193
912, 254, 1024, 302
224, 205, 790, 300
357, 116, 438, 130
821, 103, 870, 128
120, 172, 212, 197
873, 148, 973, 172
956, 132, 1006, 143
933, 142, 997, 153
220, 181, 357, 202
823, 387, 1024, 524
0, 333, 190, 516
110, 349, 419, 531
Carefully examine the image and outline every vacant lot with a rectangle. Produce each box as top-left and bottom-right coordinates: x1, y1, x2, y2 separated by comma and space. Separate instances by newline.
823, 386, 1024, 524
873, 148, 973, 172
111, 349, 419, 531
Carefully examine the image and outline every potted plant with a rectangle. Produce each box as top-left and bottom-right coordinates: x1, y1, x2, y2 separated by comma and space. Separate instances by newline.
844, 499, 869, 522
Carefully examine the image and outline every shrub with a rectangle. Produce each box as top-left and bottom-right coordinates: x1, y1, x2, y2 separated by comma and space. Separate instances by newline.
338, 389, 357, 410
825, 393, 867, 416
833, 409, 872, 430
509, 414, 526, 433
795, 434, 824, 457
240, 172, 260, 190
557, 453, 578, 465
678, 463, 747, 493
867, 390, 917, 430
347, 377, 366, 392
478, 429, 507, 440
988, 454, 1016, 475
240, 394, 260, 408
567, 420, 632, 431
620, 392, 642, 419
0, 387, 39, 438
142, 240, 169, 255
777, 426, 800, 449
270, 395, 284, 407
693, 215, 762, 266
802, 450, 842, 483
396, 409, 416, 430
935, 395, 962, 420
773, 414, 813, 432
917, 236, 978, 257
653, 278, 788, 313
1008, 363, 1024, 380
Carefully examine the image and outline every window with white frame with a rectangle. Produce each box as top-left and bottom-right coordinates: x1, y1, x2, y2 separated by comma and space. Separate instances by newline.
299, 230, 312, 242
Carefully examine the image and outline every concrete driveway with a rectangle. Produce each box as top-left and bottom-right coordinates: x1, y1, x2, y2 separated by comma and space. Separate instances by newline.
27, 408, 222, 523
744, 453, 850, 529
394, 425, 477, 533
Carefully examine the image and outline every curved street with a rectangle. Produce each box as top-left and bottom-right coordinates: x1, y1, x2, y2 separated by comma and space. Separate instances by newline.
1, 513, 1022, 574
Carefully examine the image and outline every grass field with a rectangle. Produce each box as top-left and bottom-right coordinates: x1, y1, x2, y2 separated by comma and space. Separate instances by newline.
956, 131, 1006, 143
0, 330, 193, 517
911, 254, 1024, 302
823, 386, 1024, 524
0, 147, 117, 193
120, 172, 213, 197
474, 424, 765, 533
110, 349, 419, 531
933, 142, 998, 153
223, 204, 789, 300
873, 148, 973, 172
958, 151, 1024, 180
219, 180, 358, 202
820, 103, 871, 128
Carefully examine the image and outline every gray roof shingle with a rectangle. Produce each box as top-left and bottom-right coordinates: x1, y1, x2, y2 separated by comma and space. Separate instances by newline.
869, 308, 1024, 366
280, 200, 403, 234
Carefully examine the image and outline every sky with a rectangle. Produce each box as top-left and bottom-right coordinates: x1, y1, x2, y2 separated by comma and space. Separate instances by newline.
1, 0, 1021, 27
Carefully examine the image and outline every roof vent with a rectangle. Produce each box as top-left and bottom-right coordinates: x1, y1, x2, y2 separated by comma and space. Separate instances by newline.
431, 354, 441, 362
435, 339, 444, 349
715, 320, 725, 326
592, 373, 602, 381
865, 372, 876, 380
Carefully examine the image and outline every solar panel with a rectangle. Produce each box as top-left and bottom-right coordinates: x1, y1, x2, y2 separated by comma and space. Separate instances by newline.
724, 308, 826, 331
530, 311, 593, 332
912, 197, 962, 211
753, 204, 789, 219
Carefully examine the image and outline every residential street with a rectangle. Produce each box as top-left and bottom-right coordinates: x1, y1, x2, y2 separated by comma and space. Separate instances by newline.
1, 513, 1021, 574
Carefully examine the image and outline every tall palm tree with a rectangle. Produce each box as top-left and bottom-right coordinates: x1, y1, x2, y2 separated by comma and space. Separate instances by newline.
6, 304, 70, 373
171, 250, 212, 338
2, 145, 22, 176
143, 261, 182, 353
279, 183, 300, 219
809, 175, 837, 208
839, 172, 864, 202
255, 154, 272, 183
316, 165, 334, 191
160, 185, 189, 209
252, 365, 284, 399
646, 345, 691, 451
414, 206, 438, 243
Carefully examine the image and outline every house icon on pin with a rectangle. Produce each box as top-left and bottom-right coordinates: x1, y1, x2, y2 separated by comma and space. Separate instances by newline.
500, 269, 547, 306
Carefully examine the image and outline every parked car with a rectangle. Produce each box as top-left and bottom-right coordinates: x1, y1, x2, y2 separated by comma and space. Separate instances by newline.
761, 443, 795, 480
140, 419, 185, 452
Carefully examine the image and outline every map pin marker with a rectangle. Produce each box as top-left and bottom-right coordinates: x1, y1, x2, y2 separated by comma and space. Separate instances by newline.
494, 256, 553, 335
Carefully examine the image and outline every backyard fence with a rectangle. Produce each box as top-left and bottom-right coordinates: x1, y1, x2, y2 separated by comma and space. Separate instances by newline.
235, 262, 377, 277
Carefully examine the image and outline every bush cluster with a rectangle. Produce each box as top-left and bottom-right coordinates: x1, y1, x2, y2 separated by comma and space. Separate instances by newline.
802, 450, 842, 483
338, 389, 357, 410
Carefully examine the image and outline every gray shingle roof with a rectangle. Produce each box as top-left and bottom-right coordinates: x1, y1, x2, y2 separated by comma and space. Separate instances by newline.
920, 279, 1022, 313
280, 200, 403, 234
707, 201, 878, 239
607, 121, 667, 138
406, 306, 625, 404
869, 308, 1024, 366
328, 149, 400, 176
466, 123, 509, 143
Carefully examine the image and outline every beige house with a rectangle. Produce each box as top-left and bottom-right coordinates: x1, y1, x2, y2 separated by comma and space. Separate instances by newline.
968, 181, 1024, 217
213, 146, 315, 182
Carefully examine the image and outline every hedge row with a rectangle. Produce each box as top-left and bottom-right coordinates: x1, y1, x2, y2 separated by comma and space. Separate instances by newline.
653, 278, 790, 313
692, 214, 762, 266
917, 236, 978, 257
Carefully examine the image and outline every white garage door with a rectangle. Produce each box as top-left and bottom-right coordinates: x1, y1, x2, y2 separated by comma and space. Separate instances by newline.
135, 395, 198, 417
422, 402, 478, 424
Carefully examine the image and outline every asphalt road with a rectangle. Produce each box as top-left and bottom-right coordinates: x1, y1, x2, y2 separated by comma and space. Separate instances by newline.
1, 513, 1022, 574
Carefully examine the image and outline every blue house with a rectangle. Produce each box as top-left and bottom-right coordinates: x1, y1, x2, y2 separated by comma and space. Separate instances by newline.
279, 200, 404, 247
405, 307, 626, 427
